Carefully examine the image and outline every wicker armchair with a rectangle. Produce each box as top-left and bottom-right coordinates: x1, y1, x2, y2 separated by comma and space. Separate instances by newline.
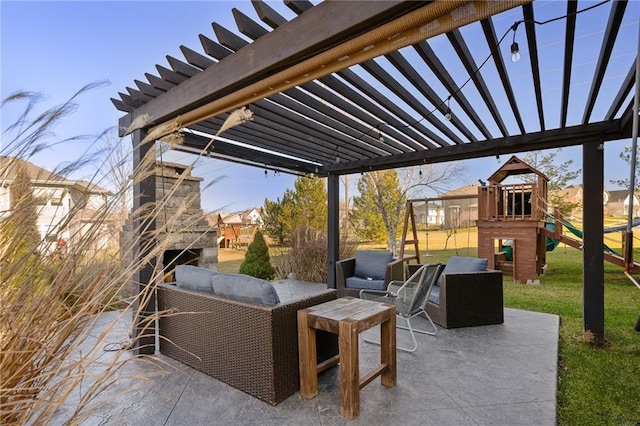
157, 283, 338, 405
408, 257, 504, 329
335, 250, 408, 298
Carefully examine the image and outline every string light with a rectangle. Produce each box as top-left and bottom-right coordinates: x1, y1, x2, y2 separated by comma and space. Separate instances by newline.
496, 154, 501, 163
510, 22, 521, 63
444, 96, 452, 121
329, 0, 610, 159
264, 169, 268, 178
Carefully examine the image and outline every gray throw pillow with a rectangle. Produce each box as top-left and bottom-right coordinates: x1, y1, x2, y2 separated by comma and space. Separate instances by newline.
175, 265, 216, 294
354, 250, 393, 280
210, 273, 280, 306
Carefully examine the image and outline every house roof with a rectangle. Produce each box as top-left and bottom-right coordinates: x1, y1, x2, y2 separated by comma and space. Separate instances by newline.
0, 156, 112, 195
441, 184, 480, 198
112, 1, 637, 177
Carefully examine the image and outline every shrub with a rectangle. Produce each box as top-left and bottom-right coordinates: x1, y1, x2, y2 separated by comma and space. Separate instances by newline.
271, 225, 357, 283
239, 230, 276, 280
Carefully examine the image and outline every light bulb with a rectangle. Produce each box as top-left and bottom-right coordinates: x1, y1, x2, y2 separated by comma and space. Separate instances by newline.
444, 107, 452, 121
419, 168, 423, 177
496, 154, 501, 163
264, 169, 268, 178
510, 42, 520, 63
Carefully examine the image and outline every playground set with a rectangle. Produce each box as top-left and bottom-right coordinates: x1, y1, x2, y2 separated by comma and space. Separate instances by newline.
400, 155, 640, 284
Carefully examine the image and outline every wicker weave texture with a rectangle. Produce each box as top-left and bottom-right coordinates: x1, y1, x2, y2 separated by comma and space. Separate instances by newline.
157, 284, 338, 405
424, 270, 503, 328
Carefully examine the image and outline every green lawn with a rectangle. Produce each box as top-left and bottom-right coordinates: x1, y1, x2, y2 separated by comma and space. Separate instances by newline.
219, 236, 640, 424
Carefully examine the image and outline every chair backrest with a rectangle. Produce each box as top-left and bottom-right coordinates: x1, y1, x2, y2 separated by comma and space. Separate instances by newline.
396, 263, 444, 316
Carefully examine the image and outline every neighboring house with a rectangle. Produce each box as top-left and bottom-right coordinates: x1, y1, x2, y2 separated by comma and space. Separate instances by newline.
411, 201, 445, 228
208, 208, 262, 248
439, 184, 480, 229
555, 184, 584, 218
0, 156, 113, 255
606, 189, 640, 217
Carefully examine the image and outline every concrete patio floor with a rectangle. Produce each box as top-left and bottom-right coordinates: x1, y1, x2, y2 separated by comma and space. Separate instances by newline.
54, 281, 559, 425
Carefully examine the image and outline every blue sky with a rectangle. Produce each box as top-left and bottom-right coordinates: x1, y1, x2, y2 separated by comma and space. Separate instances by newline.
1, 1, 639, 212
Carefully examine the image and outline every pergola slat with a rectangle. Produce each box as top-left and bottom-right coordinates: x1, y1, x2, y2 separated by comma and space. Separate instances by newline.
359, 59, 466, 145
227, 9, 420, 154
145, 73, 173, 91
560, 0, 577, 128
480, 18, 525, 134
156, 64, 189, 85
179, 131, 314, 173
301, 78, 437, 151
233, 7, 269, 39
335, 69, 450, 148
121, 1, 412, 132
447, 29, 510, 137
523, 3, 544, 131
126, 87, 154, 104
199, 34, 233, 59
213, 22, 250, 50
180, 45, 216, 70
191, 121, 339, 166
134, 79, 163, 98
582, 0, 628, 124
606, 60, 636, 120
166, 55, 200, 78
253, 0, 288, 28
194, 120, 343, 165
385, 50, 478, 142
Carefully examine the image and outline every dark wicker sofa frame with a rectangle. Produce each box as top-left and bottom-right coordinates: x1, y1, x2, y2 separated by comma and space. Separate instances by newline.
157, 283, 338, 405
423, 270, 504, 329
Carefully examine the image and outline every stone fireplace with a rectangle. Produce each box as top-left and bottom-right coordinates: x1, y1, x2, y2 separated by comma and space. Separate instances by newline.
121, 161, 217, 288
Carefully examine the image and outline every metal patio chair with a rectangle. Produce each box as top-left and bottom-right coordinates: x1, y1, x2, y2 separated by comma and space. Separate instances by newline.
360, 263, 444, 353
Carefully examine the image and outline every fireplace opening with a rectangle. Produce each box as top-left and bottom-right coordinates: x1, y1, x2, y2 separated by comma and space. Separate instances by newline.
163, 249, 201, 282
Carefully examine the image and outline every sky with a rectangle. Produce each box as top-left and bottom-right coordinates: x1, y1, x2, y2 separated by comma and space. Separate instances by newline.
1, 1, 639, 213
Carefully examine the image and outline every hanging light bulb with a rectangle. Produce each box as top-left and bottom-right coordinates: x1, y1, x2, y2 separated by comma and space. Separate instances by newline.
510, 21, 521, 63
496, 154, 501, 163
444, 96, 452, 121
419, 166, 423, 177
378, 125, 385, 143
264, 169, 268, 178
511, 42, 521, 63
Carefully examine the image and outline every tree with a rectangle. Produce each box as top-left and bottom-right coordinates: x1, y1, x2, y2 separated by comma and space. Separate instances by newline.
609, 145, 639, 190
521, 149, 581, 213
8, 162, 41, 253
262, 175, 326, 244
350, 163, 467, 251
239, 230, 275, 280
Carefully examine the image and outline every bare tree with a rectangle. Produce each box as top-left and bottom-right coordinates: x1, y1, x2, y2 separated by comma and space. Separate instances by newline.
351, 162, 467, 252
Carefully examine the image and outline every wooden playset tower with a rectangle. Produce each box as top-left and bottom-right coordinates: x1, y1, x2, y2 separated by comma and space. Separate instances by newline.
477, 156, 549, 283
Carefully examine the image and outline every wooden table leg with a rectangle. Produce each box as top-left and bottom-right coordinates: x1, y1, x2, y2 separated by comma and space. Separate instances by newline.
380, 309, 397, 388
298, 309, 318, 399
339, 319, 359, 420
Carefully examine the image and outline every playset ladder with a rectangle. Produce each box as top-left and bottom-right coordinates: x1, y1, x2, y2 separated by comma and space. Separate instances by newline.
399, 199, 420, 264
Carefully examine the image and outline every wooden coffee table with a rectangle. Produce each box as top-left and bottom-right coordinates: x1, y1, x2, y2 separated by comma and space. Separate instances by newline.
297, 296, 396, 419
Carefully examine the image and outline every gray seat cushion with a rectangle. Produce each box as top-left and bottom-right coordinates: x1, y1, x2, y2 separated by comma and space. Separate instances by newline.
211, 273, 280, 306
345, 276, 386, 291
428, 257, 488, 305
353, 250, 393, 280
175, 265, 216, 294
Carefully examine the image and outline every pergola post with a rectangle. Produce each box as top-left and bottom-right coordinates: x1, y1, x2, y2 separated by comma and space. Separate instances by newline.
131, 129, 157, 355
582, 140, 605, 344
327, 174, 340, 289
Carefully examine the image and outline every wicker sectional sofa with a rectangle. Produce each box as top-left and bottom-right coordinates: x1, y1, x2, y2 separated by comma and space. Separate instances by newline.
157, 281, 338, 405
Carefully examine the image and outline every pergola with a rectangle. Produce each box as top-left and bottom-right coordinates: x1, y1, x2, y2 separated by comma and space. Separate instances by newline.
114, 0, 639, 352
